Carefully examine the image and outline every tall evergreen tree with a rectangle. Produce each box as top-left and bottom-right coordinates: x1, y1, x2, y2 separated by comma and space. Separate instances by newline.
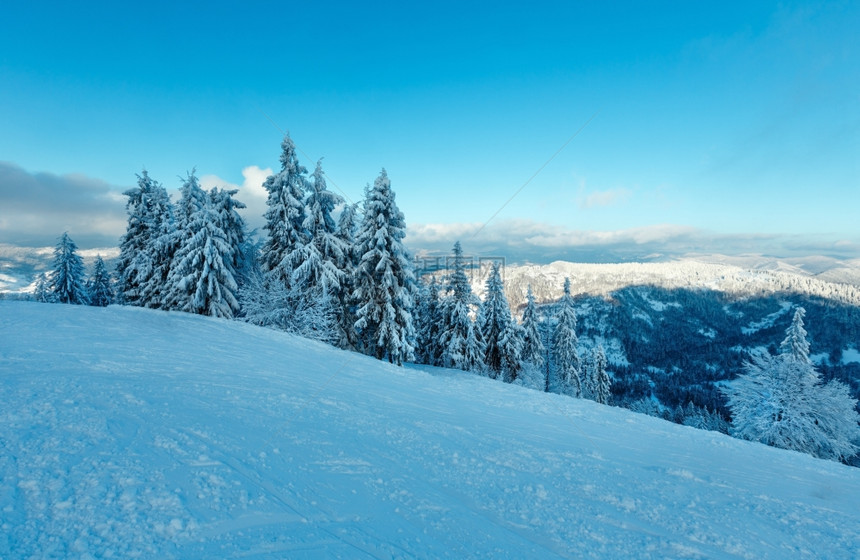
135, 181, 176, 309
514, 285, 547, 390
164, 195, 240, 319
335, 201, 360, 349
479, 262, 522, 382
210, 186, 249, 285
551, 277, 581, 396
520, 285, 545, 368
352, 169, 415, 365
439, 241, 485, 372
261, 134, 309, 287
117, 170, 169, 305
86, 255, 114, 307
49, 232, 89, 305
779, 307, 811, 364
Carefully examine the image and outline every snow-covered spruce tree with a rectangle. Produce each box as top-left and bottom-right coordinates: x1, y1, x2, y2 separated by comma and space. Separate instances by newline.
352, 169, 415, 365
516, 284, 546, 390
551, 277, 581, 396
291, 160, 352, 346
33, 272, 54, 303
722, 308, 860, 462
438, 241, 485, 372
261, 134, 309, 287
86, 255, 114, 307
335, 201, 360, 349
164, 193, 240, 319
479, 262, 522, 382
139, 171, 207, 310
779, 307, 811, 364
134, 183, 176, 309
210, 186, 249, 286
591, 344, 611, 405
116, 170, 170, 305
49, 232, 89, 305
415, 276, 444, 366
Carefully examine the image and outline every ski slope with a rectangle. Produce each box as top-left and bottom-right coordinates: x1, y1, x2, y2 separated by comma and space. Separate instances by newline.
1, 301, 859, 559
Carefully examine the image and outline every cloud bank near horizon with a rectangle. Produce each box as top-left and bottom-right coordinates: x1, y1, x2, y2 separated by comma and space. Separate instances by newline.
405, 220, 860, 264
2, 162, 857, 265
0, 161, 127, 248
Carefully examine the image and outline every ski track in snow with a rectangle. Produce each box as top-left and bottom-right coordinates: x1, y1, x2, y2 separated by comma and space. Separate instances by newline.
1, 301, 859, 559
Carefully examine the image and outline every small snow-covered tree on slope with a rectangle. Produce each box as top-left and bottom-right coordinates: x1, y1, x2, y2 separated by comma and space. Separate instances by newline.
50, 232, 89, 305
87, 256, 114, 307
438, 242, 484, 372
722, 307, 860, 462
590, 345, 611, 405
479, 262, 523, 382
516, 285, 546, 390
415, 277, 443, 366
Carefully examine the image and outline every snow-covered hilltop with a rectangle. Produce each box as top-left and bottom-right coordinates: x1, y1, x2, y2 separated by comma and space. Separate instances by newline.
2, 301, 859, 558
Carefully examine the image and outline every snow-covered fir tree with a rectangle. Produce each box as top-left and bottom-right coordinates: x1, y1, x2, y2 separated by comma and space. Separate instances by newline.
117, 170, 171, 305
261, 134, 309, 287
438, 241, 485, 372
590, 344, 610, 404
49, 232, 89, 305
722, 309, 860, 462
415, 276, 444, 366
779, 307, 811, 364
33, 272, 53, 303
164, 193, 240, 319
135, 183, 176, 309
291, 161, 351, 346
352, 169, 415, 365
86, 256, 114, 307
335, 201, 360, 349
209, 186, 249, 285
516, 284, 546, 390
551, 278, 581, 396
479, 262, 522, 382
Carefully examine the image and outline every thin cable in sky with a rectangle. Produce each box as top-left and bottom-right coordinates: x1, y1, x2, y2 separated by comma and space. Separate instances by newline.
470, 110, 601, 241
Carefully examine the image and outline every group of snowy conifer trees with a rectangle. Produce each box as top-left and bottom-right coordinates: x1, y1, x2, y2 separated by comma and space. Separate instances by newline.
241, 136, 415, 364
112, 169, 248, 318
34, 233, 113, 307
413, 241, 611, 404
37, 130, 611, 402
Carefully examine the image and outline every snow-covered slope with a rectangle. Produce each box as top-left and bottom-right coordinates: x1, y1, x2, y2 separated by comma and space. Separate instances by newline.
2, 302, 859, 559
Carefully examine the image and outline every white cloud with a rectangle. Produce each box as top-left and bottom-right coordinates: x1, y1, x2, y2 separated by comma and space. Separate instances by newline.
578, 187, 633, 209
405, 219, 860, 264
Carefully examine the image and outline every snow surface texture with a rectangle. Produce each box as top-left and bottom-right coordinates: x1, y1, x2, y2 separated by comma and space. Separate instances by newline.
1, 301, 859, 559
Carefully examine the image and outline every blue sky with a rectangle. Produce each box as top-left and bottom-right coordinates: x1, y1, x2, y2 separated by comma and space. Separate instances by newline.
1, 1, 857, 261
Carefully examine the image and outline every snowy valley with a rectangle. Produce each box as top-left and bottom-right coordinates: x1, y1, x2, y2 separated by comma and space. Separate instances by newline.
2, 301, 860, 559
